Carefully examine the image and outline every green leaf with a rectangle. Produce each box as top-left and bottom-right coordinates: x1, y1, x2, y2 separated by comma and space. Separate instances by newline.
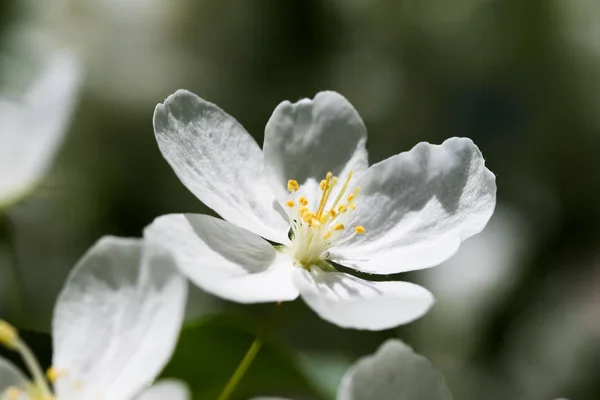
160, 313, 326, 400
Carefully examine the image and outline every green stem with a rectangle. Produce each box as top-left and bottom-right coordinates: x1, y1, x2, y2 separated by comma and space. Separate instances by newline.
217, 302, 282, 400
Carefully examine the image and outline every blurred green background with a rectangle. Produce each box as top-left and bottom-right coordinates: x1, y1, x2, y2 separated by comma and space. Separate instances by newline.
1, 0, 600, 399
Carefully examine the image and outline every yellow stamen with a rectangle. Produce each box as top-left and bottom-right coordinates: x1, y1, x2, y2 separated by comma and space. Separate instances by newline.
316, 173, 336, 218
0, 320, 18, 349
302, 210, 316, 219
333, 223, 345, 231
323, 231, 332, 239
337, 204, 347, 213
355, 226, 366, 234
286, 200, 295, 208
331, 171, 354, 210
319, 179, 328, 191
298, 196, 308, 206
329, 209, 337, 217
346, 193, 355, 202
46, 367, 64, 383
348, 203, 356, 210
287, 180, 299, 192
310, 218, 320, 227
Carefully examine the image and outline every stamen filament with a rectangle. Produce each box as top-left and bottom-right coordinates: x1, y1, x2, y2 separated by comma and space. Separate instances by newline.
13, 338, 54, 398
330, 171, 354, 211
316, 173, 336, 219
0, 320, 54, 399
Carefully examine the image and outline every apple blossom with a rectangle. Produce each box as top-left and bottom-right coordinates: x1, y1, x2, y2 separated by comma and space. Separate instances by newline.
147, 90, 496, 330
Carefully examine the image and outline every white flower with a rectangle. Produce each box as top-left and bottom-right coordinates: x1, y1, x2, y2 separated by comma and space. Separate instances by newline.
0, 236, 188, 400
254, 338, 453, 400
0, 29, 81, 210
146, 90, 496, 330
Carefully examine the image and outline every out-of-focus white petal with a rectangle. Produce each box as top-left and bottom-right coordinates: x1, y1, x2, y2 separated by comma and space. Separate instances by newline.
337, 339, 452, 400
153, 90, 290, 244
419, 206, 528, 337
144, 214, 299, 304
0, 39, 81, 208
135, 380, 190, 400
0, 357, 27, 398
295, 268, 434, 330
264, 91, 368, 209
52, 236, 187, 400
331, 137, 496, 274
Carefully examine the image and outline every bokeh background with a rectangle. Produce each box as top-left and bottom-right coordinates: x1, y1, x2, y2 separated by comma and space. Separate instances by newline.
1, 0, 600, 399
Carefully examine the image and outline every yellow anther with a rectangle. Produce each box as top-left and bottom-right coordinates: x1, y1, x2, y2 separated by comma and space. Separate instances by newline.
337, 204, 347, 213
323, 231, 332, 240
5, 387, 21, 400
287, 180, 299, 192
302, 210, 316, 219
355, 226, 366, 234
333, 223, 345, 231
329, 209, 337, 217
298, 196, 308, 206
0, 320, 18, 348
46, 367, 64, 383
348, 203, 356, 210
319, 214, 329, 224
317, 173, 336, 219
346, 193, 355, 202
286, 200, 295, 208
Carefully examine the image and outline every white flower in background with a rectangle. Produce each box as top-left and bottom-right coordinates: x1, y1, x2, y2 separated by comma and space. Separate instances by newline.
147, 90, 496, 330
419, 206, 529, 337
255, 338, 453, 400
0, 29, 81, 210
21, 0, 186, 107
0, 236, 188, 400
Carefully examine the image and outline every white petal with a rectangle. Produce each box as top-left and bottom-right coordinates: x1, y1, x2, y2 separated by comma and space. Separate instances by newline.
135, 380, 190, 400
263, 91, 369, 208
52, 236, 187, 400
337, 339, 452, 400
0, 357, 27, 397
331, 137, 496, 274
0, 44, 81, 208
295, 269, 434, 330
144, 214, 299, 304
153, 90, 289, 243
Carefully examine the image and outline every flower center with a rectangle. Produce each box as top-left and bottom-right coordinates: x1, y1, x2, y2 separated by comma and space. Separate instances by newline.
284, 171, 365, 267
